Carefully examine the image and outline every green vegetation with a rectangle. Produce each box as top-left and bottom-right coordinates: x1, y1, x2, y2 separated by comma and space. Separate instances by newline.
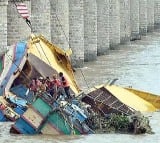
87, 112, 153, 134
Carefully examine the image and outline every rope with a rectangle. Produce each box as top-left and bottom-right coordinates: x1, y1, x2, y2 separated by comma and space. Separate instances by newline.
54, 13, 70, 49
80, 69, 90, 89
37, 41, 52, 66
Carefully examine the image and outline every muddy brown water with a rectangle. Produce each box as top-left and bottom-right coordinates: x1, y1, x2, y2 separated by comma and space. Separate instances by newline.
1, 30, 160, 143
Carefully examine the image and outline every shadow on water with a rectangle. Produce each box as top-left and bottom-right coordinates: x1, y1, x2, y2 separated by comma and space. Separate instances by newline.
1, 30, 160, 143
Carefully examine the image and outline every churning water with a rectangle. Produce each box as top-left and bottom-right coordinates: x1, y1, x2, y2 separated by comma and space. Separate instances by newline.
1, 30, 160, 143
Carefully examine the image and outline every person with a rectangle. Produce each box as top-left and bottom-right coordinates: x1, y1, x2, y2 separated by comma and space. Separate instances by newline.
29, 78, 38, 95
39, 78, 47, 93
45, 76, 53, 95
58, 72, 71, 99
52, 74, 62, 99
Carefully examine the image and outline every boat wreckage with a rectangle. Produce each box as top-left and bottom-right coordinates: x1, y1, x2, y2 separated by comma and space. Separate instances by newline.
0, 34, 159, 135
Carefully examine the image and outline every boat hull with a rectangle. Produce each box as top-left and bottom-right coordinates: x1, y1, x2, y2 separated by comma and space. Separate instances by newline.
11, 96, 86, 135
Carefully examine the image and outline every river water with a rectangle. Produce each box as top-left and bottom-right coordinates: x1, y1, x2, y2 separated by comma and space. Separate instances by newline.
1, 30, 160, 143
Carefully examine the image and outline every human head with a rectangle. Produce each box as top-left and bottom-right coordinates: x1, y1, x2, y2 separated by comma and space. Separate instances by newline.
52, 74, 57, 79
39, 76, 43, 81
32, 77, 36, 81
46, 76, 50, 81
59, 72, 63, 77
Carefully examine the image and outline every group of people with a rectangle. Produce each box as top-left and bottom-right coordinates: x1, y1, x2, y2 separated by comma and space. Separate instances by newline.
29, 72, 71, 100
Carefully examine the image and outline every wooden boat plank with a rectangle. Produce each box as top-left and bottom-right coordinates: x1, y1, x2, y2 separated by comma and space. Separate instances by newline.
41, 122, 61, 135
83, 87, 135, 115
12, 117, 36, 134
22, 108, 43, 129
0, 42, 27, 95
32, 97, 52, 117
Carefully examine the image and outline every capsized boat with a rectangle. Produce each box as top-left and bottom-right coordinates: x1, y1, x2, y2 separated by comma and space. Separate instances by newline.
0, 34, 159, 135
82, 83, 160, 113
0, 42, 29, 121
10, 92, 93, 135
125, 87, 160, 109
0, 34, 81, 121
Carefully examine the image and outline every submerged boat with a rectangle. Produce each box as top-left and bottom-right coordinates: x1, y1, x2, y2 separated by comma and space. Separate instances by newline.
0, 34, 80, 121
0, 34, 159, 135
10, 90, 94, 135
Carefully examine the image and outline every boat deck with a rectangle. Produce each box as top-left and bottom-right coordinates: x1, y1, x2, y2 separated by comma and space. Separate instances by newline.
82, 87, 135, 116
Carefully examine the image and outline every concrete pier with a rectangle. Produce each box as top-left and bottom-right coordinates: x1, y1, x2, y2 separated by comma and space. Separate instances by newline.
0, 0, 8, 54
154, 0, 160, 29
69, 0, 84, 68
139, 0, 148, 35
147, 0, 154, 32
50, 0, 69, 50
84, 0, 97, 61
119, 0, 131, 44
97, 0, 109, 55
130, 0, 140, 40
109, 0, 120, 49
31, 0, 51, 41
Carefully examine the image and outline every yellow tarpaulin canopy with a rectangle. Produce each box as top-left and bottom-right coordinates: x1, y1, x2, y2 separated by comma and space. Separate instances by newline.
105, 85, 157, 112
27, 34, 80, 94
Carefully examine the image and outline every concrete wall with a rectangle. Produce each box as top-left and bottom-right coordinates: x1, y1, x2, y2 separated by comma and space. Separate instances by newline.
7, 0, 31, 45
84, 0, 97, 61
154, 0, 160, 29
139, 0, 148, 35
0, 0, 8, 55
147, 0, 154, 32
119, 0, 131, 44
31, 0, 51, 40
97, 0, 109, 55
50, 0, 69, 50
130, 0, 140, 40
109, 0, 120, 49
69, 0, 84, 68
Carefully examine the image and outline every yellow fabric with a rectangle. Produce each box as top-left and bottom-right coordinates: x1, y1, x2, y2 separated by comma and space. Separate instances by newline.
105, 85, 157, 112
27, 35, 80, 94
125, 87, 160, 109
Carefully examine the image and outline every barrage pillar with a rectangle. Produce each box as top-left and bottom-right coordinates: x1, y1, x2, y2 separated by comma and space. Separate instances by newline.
109, 0, 120, 49
69, 0, 84, 68
97, 0, 109, 55
84, 0, 97, 61
139, 0, 148, 35
147, 0, 154, 32
154, 0, 160, 29
0, 0, 8, 54
31, 0, 51, 40
130, 0, 140, 40
119, 0, 131, 44
50, 0, 69, 50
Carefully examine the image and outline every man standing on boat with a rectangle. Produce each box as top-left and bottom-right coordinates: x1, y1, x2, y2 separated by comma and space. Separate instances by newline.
52, 74, 62, 99
58, 72, 71, 99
